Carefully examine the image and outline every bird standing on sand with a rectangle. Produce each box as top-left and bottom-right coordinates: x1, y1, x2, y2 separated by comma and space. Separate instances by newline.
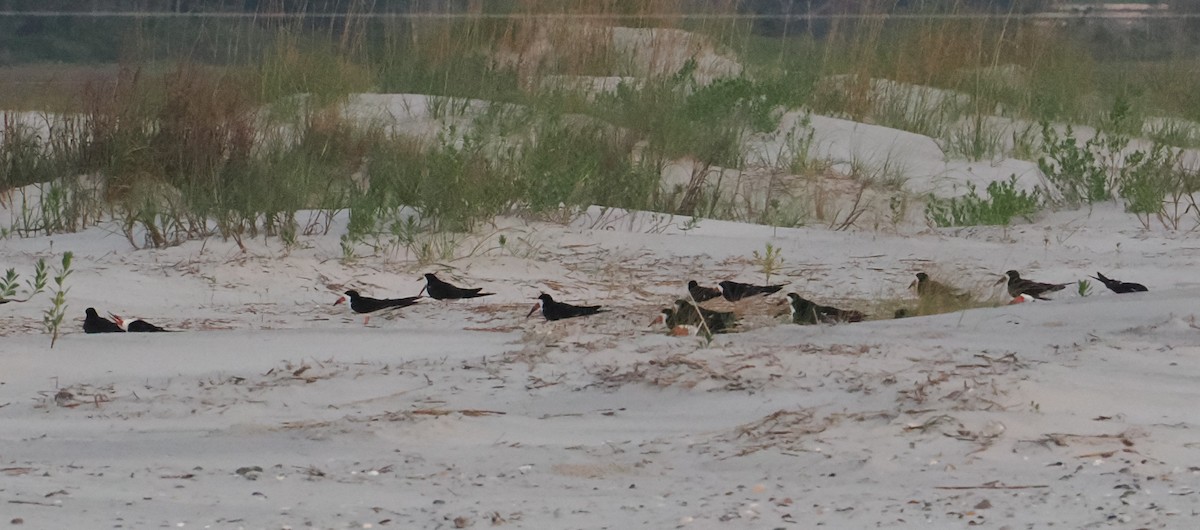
686, 280, 723, 303
718, 280, 785, 302
526, 293, 606, 321
83, 308, 124, 334
999, 270, 1068, 300
420, 273, 494, 300
1092, 272, 1148, 294
334, 289, 421, 325
786, 293, 865, 325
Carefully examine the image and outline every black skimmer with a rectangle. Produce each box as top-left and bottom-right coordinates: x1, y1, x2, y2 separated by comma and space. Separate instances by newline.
334, 289, 420, 325
83, 308, 124, 334
686, 280, 722, 303
998, 270, 1068, 301
786, 293, 865, 325
910, 272, 971, 302
1091, 272, 1147, 294
651, 308, 703, 336
420, 273, 494, 300
109, 313, 171, 332
672, 299, 737, 333
652, 308, 677, 328
526, 293, 605, 321
717, 280, 784, 302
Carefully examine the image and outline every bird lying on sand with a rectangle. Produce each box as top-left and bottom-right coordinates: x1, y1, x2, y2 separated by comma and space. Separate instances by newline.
334, 289, 421, 325
527, 293, 606, 321
83, 308, 124, 334
786, 293, 865, 325
1091, 272, 1147, 294
686, 280, 722, 303
669, 299, 738, 333
998, 270, 1068, 301
717, 280, 785, 302
420, 273, 494, 300
109, 313, 172, 332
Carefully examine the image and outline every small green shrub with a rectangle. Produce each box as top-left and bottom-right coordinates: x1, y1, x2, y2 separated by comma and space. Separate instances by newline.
751, 243, 784, 284
1, 258, 47, 302
925, 175, 1042, 227
43, 252, 72, 348
683, 76, 779, 134
1117, 143, 1194, 230
1037, 122, 1113, 206
1077, 279, 1092, 297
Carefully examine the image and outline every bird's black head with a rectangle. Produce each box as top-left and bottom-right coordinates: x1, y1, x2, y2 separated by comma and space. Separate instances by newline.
915, 272, 929, 282
1004, 270, 1020, 280
85, 307, 99, 318
536, 293, 553, 302
424, 273, 437, 281
687, 280, 699, 288
344, 290, 360, 298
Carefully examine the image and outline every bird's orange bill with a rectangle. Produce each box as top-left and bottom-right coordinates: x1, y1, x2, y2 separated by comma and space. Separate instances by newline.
417, 285, 427, 296
649, 314, 665, 327
525, 302, 541, 318
333, 296, 346, 306
108, 313, 125, 327
994, 276, 1008, 286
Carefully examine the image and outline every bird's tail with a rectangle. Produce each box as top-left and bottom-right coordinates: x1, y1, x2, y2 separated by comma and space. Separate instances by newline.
384, 297, 420, 308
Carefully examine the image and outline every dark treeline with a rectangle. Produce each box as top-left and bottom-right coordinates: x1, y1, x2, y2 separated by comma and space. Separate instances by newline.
0, 1, 467, 13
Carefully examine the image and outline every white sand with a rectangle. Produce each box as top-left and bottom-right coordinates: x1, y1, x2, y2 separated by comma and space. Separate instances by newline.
4, 81, 1200, 527
3, 198, 1200, 528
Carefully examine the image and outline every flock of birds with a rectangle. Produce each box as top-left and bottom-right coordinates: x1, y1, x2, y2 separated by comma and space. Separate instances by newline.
75, 268, 1149, 336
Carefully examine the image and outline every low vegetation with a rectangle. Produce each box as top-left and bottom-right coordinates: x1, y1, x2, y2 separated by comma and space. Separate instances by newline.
925, 176, 1042, 228
2, 1, 1200, 248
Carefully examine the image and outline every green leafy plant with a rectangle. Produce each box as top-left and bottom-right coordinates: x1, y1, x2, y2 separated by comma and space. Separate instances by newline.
781, 115, 828, 176
1077, 279, 1092, 297
1037, 123, 1112, 206
0, 258, 48, 302
0, 268, 18, 300
925, 176, 1042, 227
752, 243, 784, 285
43, 252, 73, 348
1117, 143, 1190, 230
